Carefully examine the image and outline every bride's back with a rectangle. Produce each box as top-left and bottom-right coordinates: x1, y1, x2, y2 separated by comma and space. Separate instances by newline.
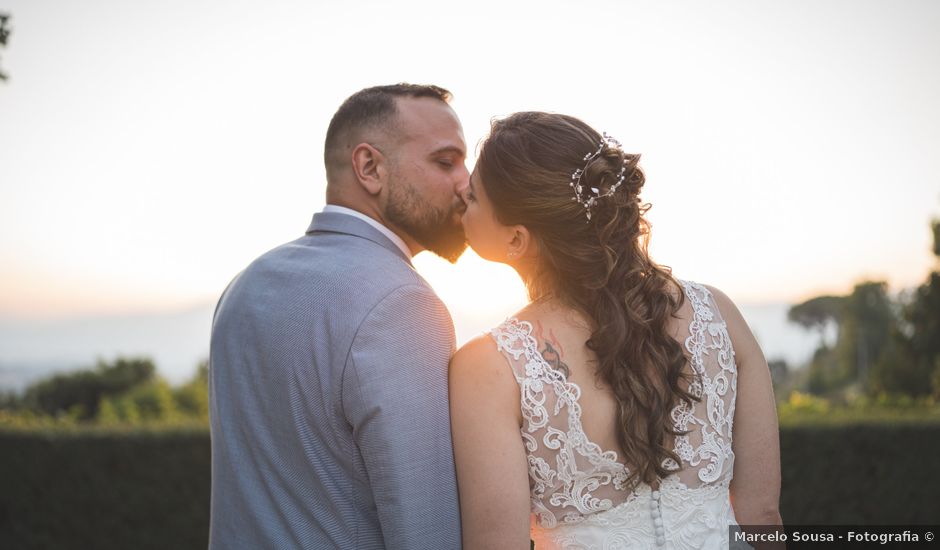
452, 111, 778, 549
491, 280, 738, 546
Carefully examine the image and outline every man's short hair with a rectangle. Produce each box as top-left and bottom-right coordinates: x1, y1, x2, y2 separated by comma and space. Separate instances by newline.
324, 83, 452, 178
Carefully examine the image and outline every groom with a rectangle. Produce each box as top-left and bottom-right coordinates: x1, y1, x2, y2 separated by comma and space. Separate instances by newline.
208, 84, 469, 549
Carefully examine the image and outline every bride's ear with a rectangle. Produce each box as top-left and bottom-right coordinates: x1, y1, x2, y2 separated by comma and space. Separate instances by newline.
506, 225, 535, 261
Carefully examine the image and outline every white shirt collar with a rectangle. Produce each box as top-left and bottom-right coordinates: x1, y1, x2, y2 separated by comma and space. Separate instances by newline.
322, 204, 413, 259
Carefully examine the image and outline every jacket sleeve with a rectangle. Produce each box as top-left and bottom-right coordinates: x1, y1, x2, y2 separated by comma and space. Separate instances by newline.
343, 283, 462, 549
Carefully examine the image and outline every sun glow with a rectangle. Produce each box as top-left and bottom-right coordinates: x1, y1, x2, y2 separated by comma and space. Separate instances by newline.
1, 0, 938, 326
413, 250, 528, 346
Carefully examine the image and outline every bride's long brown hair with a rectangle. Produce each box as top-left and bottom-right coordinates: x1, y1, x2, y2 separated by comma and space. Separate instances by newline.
476, 112, 698, 487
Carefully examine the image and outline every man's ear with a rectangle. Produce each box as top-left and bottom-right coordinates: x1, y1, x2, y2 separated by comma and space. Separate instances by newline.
507, 225, 535, 261
351, 143, 386, 196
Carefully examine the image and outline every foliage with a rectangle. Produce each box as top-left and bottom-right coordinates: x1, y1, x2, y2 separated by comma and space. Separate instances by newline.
172, 360, 209, 420
767, 359, 789, 388
868, 217, 940, 396
0, 357, 209, 428
3, 421, 940, 549
0, 427, 211, 549
836, 281, 895, 387
777, 423, 940, 524
790, 211, 940, 398
18, 357, 156, 420
777, 391, 940, 426
0, 389, 20, 409
778, 390, 830, 417
787, 295, 843, 344
0, 13, 9, 81
805, 344, 838, 395
934, 217, 940, 258
93, 362, 207, 425
795, 281, 896, 395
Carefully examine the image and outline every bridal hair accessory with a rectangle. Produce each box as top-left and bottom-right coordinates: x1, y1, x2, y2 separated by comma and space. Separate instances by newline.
570, 132, 627, 221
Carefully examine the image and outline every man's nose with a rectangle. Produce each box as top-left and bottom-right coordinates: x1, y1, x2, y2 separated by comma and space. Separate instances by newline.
454, 167, 470, 196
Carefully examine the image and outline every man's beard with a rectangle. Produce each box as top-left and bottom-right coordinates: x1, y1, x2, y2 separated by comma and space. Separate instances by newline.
386, 179, 467, 264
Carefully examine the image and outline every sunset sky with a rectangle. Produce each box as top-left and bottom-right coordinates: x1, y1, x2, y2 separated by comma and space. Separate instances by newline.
1, 0, 938, 338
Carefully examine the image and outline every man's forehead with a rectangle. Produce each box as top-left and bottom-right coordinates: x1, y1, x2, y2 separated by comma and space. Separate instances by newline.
394, 97, 466, 152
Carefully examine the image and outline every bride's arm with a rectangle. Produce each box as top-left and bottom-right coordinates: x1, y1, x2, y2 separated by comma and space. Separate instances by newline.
707, 286, 784, 529
449, 335, 532, 550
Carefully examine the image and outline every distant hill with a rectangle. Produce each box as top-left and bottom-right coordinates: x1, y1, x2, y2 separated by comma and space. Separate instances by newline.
0, 305, 215, 392
737, 302, 831, 365
0, 301, 820, 393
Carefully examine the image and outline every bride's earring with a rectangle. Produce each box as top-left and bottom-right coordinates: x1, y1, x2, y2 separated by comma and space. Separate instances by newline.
507, 226, 530, 262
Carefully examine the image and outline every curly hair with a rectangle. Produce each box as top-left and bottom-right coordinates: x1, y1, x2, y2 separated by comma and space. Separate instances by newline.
476, 112, 698, 488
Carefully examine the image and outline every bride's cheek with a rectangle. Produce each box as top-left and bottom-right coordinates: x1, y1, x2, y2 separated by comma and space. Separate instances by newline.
463, 215, 476, 238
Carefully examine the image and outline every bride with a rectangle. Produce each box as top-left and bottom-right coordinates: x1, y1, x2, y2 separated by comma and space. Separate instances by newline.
449, 112, 783, 549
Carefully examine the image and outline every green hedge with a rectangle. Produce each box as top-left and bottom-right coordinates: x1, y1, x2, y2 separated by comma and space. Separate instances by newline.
0, 427, 210, 550
1, 423, 938, 549
779, 422, 940, 524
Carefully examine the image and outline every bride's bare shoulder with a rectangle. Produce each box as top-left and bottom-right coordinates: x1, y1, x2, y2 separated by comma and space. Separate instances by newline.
449, 331, 523, 425
452, 332, 503, 368
451, 305, 551, 375
450, 330, 517, 389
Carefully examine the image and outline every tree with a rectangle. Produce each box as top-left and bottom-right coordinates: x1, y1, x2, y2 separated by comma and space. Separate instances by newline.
0, 389, 21, 410
871, 216, 940, 396
838, 281, 895, 388
805, 346, 839, 395
125, 378, 179, 421
905, 220, 940, 363
788, 295, 844, 348
22, 357, 156, 419
173, 360, 209, 420
790, 282, 897, 395
0, 13, 11, 82
789, 295, 845, 395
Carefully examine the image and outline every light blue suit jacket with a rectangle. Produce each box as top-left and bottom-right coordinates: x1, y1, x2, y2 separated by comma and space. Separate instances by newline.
208, 211, 462, 549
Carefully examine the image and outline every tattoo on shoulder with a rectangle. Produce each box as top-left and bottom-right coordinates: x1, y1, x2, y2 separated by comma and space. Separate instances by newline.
541, 340, 571, 379
531, 321, 572, 378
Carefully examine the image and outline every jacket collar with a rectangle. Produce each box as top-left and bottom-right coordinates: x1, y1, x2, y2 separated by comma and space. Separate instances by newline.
305, 210, 413, 265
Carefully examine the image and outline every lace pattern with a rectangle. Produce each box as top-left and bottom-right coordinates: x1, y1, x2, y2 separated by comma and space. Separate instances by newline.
489, 280, 739, 539
492, 318, 630, 527
670, 281, 737, 486
534, 477, 741, 550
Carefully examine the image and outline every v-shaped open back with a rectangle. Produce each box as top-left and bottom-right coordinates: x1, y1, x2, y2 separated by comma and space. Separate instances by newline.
489, 280, 741, 548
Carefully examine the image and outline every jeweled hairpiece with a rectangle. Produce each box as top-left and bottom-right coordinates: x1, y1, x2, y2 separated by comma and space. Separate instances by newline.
570, 132, 627, 221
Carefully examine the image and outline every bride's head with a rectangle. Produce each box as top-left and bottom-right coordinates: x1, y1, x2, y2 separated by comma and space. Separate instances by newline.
464, 111, 647, 301
465, 111, 697, 487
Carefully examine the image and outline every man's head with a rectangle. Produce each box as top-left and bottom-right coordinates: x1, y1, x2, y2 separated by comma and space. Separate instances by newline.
324, 84, 469, 263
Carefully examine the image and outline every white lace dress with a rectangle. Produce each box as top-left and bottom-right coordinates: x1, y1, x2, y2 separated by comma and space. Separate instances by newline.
489, 281, 746, 550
